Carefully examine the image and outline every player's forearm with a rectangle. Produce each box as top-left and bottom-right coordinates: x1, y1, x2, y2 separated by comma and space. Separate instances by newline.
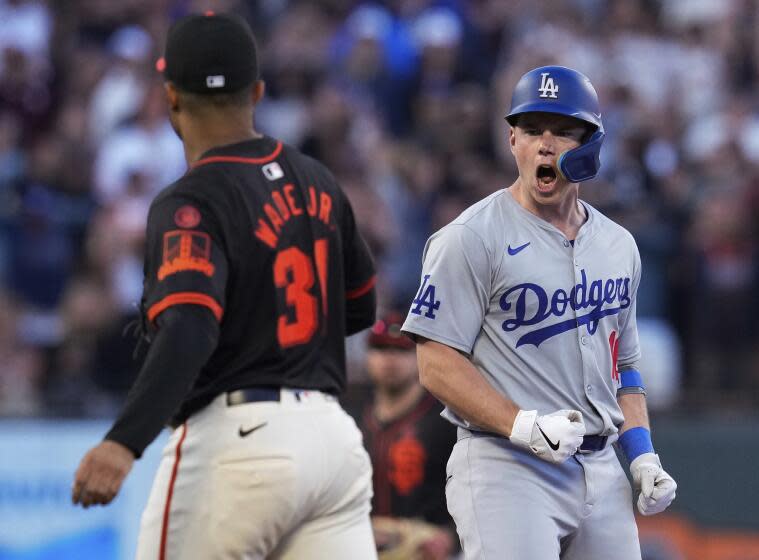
105, 305, 219, 457
617, 393, 650, 434
416, 338, 520, 437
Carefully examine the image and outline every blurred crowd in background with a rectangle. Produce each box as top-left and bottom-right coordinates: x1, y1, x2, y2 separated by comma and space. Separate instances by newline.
0, 0, 757, 418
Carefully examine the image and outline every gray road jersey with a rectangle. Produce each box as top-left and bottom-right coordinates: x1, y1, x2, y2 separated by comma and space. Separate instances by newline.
402, 189, 641, 436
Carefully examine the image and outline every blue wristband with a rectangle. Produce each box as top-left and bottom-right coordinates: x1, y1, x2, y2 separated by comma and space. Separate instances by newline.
618, 427, 654, 463
620, 369, 644, 389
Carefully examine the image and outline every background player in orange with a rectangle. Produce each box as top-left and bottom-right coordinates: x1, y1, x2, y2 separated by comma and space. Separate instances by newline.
71, 13, 378, 559
345, 311, 457, 560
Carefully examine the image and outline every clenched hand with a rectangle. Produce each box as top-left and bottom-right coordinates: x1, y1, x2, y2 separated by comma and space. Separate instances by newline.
510, 409, 586, 463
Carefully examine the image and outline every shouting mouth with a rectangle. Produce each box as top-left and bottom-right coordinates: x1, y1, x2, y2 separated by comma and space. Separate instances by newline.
536, 164, 558, 192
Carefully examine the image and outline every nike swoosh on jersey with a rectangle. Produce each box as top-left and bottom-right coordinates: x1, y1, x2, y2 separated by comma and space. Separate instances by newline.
238, 422, 268, 438
537, 424, 560, 451
507, 242, 530, 255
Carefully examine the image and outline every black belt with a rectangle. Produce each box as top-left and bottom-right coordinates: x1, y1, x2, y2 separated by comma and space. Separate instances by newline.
461, 427, 609, 453
226, 387, 281, 406
579, 434, 608, 452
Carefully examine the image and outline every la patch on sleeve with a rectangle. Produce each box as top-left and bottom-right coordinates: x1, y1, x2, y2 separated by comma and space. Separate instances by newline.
410, 274, 440, 319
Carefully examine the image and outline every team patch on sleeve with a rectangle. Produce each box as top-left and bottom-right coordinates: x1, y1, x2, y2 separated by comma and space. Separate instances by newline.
174, 205, 201, 228
410, 274, 440, 319
158, 230, 216, 280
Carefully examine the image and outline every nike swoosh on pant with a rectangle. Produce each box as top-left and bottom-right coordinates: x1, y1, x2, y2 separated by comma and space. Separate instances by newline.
238, 422, 268, 438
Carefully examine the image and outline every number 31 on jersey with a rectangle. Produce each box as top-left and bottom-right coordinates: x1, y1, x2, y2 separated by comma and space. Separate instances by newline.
274, 239, 328, 348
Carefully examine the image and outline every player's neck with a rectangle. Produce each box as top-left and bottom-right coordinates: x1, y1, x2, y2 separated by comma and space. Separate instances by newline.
374, 382, 426, 423
509, 180, 586, 240
181, 117, 263, 165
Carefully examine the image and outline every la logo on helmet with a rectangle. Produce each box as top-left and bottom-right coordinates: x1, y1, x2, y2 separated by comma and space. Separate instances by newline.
538, 73, 559, 99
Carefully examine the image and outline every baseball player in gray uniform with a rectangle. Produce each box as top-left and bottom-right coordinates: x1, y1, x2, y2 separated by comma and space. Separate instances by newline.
401, 66, 677, 559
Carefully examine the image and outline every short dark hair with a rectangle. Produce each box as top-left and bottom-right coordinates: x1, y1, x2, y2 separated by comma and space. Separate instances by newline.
178, 85, 254, 112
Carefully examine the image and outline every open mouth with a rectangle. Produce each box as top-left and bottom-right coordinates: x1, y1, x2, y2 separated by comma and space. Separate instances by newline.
536, 164, 557, 190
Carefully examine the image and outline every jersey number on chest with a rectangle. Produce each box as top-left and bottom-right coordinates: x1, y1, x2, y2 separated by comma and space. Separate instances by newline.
274, 239, 328, 347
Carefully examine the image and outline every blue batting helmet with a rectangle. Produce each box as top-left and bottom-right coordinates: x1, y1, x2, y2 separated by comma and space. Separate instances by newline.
505, 65, 604, 183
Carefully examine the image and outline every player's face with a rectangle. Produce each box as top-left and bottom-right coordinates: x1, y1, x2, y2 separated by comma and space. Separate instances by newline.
366, 348, 418, 394
510, 112, 587, 201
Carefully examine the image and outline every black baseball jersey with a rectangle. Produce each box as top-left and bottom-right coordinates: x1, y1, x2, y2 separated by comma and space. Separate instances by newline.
348, 390, 457, 525
141, 135, 376, 423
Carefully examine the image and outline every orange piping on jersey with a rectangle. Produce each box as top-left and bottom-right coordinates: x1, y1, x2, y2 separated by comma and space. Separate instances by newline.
159, 423, 187, 560
190, 141, 283, 168
346, 275, 376, 300
148, 292, 224, 323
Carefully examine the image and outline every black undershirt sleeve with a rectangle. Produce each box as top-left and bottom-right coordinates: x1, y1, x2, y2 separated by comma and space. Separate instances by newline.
104, 305, 220, 458
345, 288, 377, 335
338, 179, 376, 336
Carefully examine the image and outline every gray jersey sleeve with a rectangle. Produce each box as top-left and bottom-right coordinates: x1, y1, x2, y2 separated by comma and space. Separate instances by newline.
402, 224, 490, 353
616, 241, 642, 370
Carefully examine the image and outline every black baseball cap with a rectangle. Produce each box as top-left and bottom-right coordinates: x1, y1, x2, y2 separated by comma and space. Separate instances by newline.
157, 12, 258, 94
367, 311, 415, 350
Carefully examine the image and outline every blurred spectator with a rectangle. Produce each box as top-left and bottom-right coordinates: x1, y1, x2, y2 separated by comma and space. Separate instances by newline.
88, 24, 152, 143
301, 81, 370, 175
43, 274, 121, 416
637, 317, 682, 411
0, 110, 25, 283
683, 187, 757, 403
372, 141, 439, 309
328, 4, 417, 136
93, 80, 185, 207
8, 135, 85, 310
0, 289, 43, 415
0, 45, 52, 134
0, 0, 52, 61
343, 311, 457, 560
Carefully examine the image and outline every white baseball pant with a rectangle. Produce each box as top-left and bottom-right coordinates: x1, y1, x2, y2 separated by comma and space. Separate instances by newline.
135, 389, 377, 559
446, 431, 641, 559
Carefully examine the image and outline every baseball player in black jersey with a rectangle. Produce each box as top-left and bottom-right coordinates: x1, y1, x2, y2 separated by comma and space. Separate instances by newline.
71, 13, 378, 559
346, 312, 457, 560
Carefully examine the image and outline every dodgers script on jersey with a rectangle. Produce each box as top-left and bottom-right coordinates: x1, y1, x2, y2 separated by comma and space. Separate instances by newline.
402, 189, 641, 436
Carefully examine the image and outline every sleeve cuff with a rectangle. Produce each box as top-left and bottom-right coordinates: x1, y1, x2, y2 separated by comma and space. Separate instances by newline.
147, 292, 223, 323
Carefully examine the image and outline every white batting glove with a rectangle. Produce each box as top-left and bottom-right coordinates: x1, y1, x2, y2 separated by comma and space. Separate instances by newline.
629, 452, 677, 515
510, 409, 586, 464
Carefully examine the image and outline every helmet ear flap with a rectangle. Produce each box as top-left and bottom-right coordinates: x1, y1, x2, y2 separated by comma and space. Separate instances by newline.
557, 130, 604, 183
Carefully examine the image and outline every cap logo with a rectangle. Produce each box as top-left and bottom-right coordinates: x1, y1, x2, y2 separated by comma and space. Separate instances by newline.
538, 72, 559, 99
206, 75, 226, 88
